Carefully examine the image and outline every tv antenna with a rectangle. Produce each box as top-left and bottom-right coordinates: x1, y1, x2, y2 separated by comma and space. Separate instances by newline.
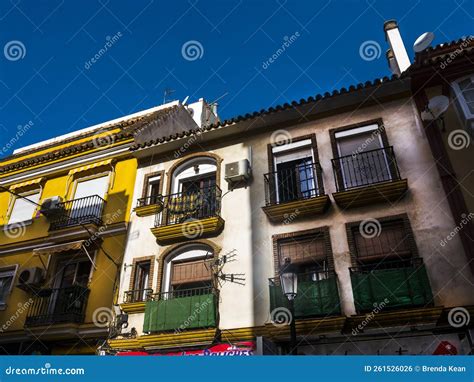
413, 32, 435, 53
205, 249, 245, 286
210, 92, 229, 106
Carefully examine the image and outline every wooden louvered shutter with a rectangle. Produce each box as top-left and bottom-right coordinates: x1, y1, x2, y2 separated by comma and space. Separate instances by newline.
354, 220, 412, 261
171, 259, 212, 286
279, 235, 326, 265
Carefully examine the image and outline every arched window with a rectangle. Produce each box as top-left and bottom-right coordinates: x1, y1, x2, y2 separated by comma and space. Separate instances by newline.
170, 156, 217, 195
165, 156, 219, 225
161, 243, 214, 298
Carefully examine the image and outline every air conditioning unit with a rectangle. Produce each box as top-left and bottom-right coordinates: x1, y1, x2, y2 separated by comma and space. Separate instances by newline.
39, 196, 64, 219
17, 267, 45, 291
225, 159, 252, 186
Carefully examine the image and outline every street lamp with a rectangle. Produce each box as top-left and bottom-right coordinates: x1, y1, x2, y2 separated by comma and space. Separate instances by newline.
280, 258, 298, 355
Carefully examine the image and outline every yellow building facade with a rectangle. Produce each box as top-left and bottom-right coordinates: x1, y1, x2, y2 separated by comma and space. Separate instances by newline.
0, 107, 166, 354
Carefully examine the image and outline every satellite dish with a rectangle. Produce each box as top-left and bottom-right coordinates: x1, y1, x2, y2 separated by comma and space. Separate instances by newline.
413, 32, 435, 53
421, 95, 449, 121
182, 95, 190, 105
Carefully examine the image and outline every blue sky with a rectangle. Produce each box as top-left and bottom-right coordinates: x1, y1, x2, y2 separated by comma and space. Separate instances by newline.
0, 0, 472, 156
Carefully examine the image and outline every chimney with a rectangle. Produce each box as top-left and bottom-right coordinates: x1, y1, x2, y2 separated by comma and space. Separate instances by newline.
385, 49, 399, 75
384, 20, 410, 75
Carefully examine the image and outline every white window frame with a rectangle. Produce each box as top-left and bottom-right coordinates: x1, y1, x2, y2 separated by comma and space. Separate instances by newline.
271, 139, 317, 203
161, 244, 213, 294
0, 265, 19, 309
7, 189, 41, 225
334, 124, 392, 189
171, 158, 217, 194
146, 175, 161, 198
71, 172, 111, 201
452, 75, 474, 120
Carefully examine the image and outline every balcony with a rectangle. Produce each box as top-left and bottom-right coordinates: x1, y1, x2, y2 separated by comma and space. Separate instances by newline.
269, 271, 341, 318
150, 186, 224, 244
135, 195, 163, 217
25, 285, 90, 327
143, 286, 216, 332
262, 162, 330, 222
331, 147, 407, 209
49, 195, 106, 230
350, 258, 433, 313
121, 288, 153, 314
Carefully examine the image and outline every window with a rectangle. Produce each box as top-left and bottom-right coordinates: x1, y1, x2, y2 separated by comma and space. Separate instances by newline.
139, 172, 163, 207
8, 191, 41, 225
452, 75, 474, 132
74, 175, 109, 200
274, 229, 332, 281
162, 244, 213, 298
132, 261, 151, 302
146, 175, 161, 204
70, 175, 108, 221
0, 266, 17, 308
333, 123, 393, 190
348, 215, 416, 270
165, 157, 219, 225
54, 257, 93, 289
453, 76, 474, 116
267, 137, 320, 204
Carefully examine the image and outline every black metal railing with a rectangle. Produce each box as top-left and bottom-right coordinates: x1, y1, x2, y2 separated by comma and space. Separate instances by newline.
136, 195, 162, 208
264, 162, 323, 206
49, 195, 106, 230
150, 286, 214, 301
349, 258, 433, 312
332, 146, 401, 192
155, 186, 222, 227
25, 285, 90, 326
124, 288, 153, 303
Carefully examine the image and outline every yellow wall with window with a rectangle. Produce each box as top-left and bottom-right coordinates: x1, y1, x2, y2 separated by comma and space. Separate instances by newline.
0, 128, 138, 353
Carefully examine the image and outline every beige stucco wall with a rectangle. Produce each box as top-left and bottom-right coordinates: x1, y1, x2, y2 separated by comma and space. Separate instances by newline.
119, 96, 474, 335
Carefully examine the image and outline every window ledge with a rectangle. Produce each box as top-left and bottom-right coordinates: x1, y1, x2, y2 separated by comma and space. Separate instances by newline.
2, 219, 33, 232
134, 202, 163, 217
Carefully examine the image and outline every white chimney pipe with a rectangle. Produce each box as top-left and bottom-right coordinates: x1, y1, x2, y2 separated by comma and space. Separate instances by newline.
384, 20, 410, 75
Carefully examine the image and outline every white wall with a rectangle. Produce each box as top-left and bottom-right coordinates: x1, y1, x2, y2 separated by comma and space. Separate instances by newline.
119, 96, 474, 335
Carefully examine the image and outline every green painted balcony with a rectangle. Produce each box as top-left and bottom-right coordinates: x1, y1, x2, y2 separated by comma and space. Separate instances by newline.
143, 287, 216, 333
269, 271, 341, 318
350, 258, 433, 313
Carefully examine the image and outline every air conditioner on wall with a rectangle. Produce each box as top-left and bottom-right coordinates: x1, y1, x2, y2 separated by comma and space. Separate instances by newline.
17, 267, 45, 291
225, 159, 252, 186
39, 196, 64, 219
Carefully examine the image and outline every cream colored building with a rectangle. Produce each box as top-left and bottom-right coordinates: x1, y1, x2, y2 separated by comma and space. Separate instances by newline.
108, 75, 473, 356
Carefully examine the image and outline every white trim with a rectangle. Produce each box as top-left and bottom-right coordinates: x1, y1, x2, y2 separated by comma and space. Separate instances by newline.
13, 101, 180, 155
271, 139, 312, 153
0, 264, 19, 307
0, 145, 130, 186
334, 124, 379, 138
162, 244, 212, 293
452, 75, 474, 119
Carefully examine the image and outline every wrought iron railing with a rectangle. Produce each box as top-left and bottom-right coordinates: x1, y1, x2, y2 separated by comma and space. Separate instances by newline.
155, 186, 222, 227
25, 285, 90, 326
124, 288, 153, 303
269, 270, 341, 317
150, 286, 214, 301
49, 195, 106, 230
136, 195, 162, 208
349, 258, 433, 313
331, 146, 401, 192
264, 162, 324, 206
